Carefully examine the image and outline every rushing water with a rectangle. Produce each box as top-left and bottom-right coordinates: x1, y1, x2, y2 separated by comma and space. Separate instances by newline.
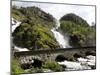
12, 18, 29, 51
58, 55, 95, 70
14, 46, 29, 51
12, 18, 21, 33
51, 19, 70, 48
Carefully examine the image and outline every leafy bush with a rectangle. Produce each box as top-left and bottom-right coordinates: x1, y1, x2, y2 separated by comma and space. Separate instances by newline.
12, 59, 24, 74
43, 60, 63, 72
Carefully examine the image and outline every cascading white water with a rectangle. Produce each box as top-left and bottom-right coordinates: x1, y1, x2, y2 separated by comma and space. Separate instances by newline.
58, 55, 95, 70
12, 18, 21, 33
14, 46, 29, 51
51, 19, 70, 48
12, 18, 29, 51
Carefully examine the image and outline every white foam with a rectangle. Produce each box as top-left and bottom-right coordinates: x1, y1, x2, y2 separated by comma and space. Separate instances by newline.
77, 57, 88, 62
14, 46, 29, 51
12, 18, 21, 33
58, 60, 87, 70
58, 56, 95, 70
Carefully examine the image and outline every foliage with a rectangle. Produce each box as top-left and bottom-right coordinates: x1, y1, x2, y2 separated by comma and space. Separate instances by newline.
27, 68, 44, 73
60, 13, 89, 27
12, 6, 60, 50
43, 60, 63, 72
60, 14, 96, 47
12, 6, 55, 28
12, 22, 59, 50
11, 59, 24, 75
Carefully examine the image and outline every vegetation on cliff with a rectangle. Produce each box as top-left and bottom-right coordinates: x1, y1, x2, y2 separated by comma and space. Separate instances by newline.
12, 6, 60, 50
60, 13, 96, 47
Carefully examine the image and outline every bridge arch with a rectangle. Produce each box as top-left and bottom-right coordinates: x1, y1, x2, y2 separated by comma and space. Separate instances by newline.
55, 54, 67, 62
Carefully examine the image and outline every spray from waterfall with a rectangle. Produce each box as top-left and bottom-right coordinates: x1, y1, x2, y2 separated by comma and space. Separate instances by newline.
51, 19, 71, 48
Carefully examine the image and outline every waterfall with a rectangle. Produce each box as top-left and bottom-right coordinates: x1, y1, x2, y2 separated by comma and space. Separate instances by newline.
51, 19, 70, 48
12, 18, 21, 33
12, 18, 29, 51
14, 46, 29, 51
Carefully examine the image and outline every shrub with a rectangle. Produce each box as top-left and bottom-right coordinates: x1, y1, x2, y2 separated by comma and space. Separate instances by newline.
12, 59, 24, 74
43, 60, 63, 72
28, 68, 44, 73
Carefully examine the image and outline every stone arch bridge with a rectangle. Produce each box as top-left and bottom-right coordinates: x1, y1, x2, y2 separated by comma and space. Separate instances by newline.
14, 46, 96, 64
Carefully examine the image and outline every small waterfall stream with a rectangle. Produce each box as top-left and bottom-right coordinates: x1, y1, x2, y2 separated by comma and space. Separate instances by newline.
12, 18, 21, 33
12, 18, 28, 51
51, 19, 70, 48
